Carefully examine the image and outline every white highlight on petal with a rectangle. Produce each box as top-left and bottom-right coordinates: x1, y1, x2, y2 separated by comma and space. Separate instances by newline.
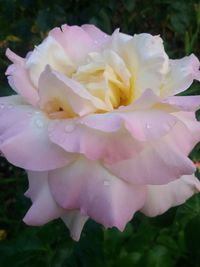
26, 36, 75, 87
141, 175, 200, 217
161, 54, 200, 96
62, 210, 88, 241
65, 123, 75, 132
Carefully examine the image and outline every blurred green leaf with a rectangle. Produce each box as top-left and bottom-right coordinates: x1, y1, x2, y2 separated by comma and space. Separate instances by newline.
145, 245, 174, 267
184, 215, 200, 255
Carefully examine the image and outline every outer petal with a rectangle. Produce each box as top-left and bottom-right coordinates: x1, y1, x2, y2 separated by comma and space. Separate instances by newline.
0, 97, 75, 170
141, 175, 200, 216
80, 109, 177, 141
105, 120, 196, 185
81, 24, 110, 45
24, 171, 64, 225
49, 157, 146, 231
48, 118, 143, 164
161, 95, 200, 112
5, 49, 39, 106
174, 111, 200, 141
61, 210, 88, 241
24, 171, 87, 241
121, 90, 200, 113
49, 25, 98, 65
161, 54, 200, 96
48, 108, 177, 164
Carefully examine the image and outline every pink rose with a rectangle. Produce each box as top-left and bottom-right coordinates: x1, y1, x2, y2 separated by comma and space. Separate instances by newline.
1, 24, 200, 241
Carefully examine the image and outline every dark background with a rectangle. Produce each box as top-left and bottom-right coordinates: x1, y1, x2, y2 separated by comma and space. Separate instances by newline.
0, 0, 200, 266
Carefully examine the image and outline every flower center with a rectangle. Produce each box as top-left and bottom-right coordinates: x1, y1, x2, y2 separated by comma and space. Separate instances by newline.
73, 50, 132, 110
43, 98, 75, 119
41, 49, 133, 120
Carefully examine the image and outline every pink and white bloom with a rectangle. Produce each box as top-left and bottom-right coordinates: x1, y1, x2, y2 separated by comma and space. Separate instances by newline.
1, 24, 200, 241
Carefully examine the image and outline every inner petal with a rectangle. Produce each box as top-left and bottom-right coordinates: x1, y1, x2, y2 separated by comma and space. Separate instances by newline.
26, 36, 76, 88
73, 50, 131, 110
44, 98, 75, 119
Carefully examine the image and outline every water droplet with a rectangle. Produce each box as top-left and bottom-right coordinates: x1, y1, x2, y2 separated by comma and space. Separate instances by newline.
103, 34, 107, 39
65, 123, 75, 133
103, 180, 110, 186
94, 40, 98, 44
146, 123, 151, 129
0, 104, 4, 109
35, 111, 40, 114
35, 119, 43, 128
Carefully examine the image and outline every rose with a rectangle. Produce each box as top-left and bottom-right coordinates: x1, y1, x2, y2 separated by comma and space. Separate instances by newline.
1, 24, 200, 241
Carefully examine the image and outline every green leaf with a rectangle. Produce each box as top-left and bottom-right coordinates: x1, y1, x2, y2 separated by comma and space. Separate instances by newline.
184, 215, 200, 255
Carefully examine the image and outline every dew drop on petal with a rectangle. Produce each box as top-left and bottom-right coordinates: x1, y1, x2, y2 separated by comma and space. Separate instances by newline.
65, 124, 75, 133
0, 104, 4, 109
146, 123, 151, 129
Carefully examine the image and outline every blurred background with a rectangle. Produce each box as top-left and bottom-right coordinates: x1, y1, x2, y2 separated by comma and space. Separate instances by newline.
0, 0, 200, 266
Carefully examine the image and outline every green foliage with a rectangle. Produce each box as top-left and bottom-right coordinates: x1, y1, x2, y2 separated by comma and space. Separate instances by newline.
0, 0, 200, 266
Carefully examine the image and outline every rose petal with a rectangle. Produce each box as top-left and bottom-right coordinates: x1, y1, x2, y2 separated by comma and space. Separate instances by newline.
123, 110, 177, 141
0, 99, 75, 170
118, 33, 168, 98
49, 24, 97, 65
5, 49, 39, 106
161, 54, 200, 96
48, 118, 143, 163
5, 48, 24, 64
120, 89, 160, 111
49, 157, 146, 231
25, 36, 75, 87
141, 175, 200, 216
38, 66, 108, 116
105, 120, 196, 185
24, 171, 64, 225
48, 108, 178, 164
61, 210, 88, 241
173, 111, 200, 145
161, 95, 200, 111
80, 109, 177, 141
25, 171, 87, 241
81, 24, 109, 44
